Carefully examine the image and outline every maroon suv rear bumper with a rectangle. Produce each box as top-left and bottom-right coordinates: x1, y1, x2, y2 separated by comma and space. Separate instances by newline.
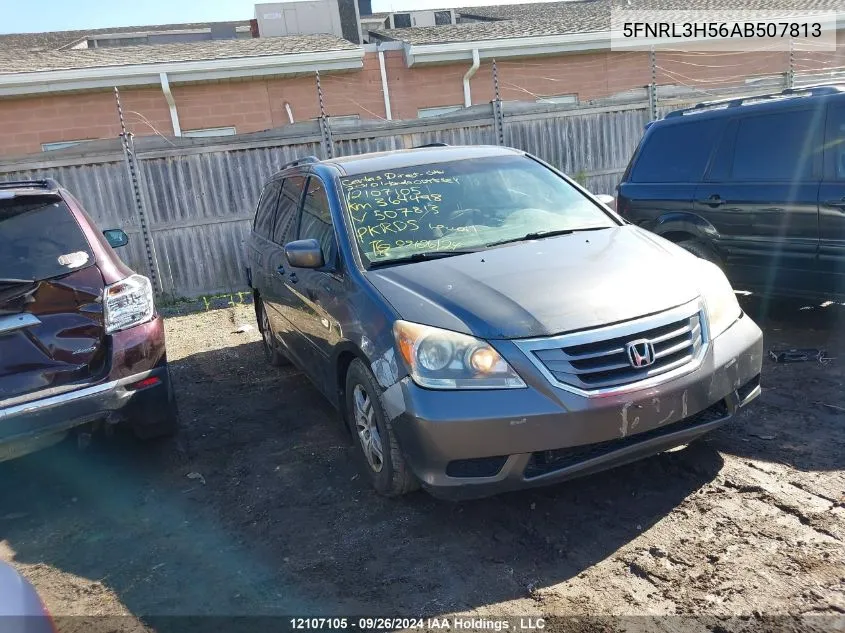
0, 316, 173, 461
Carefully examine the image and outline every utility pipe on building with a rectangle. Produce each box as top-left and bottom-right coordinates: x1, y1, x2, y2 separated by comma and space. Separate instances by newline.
159, 72, 181, 137
462, 48, 480, 108
378, 43, 393, 120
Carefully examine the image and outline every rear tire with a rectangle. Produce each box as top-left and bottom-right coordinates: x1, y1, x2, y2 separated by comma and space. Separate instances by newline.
258, 299, 289, 367
678, 239, 722, 268
345, 359, 420, 497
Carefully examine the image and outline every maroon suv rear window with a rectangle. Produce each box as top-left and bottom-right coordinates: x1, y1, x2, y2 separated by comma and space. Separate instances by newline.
0, 196, 94, 282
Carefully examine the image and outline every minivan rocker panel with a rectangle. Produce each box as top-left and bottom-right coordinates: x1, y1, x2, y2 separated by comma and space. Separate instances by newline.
365, 226, 700, 338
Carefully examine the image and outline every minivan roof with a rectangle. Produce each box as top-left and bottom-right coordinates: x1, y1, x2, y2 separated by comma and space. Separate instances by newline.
310, 145, 523, 176
0, 179, 60, 195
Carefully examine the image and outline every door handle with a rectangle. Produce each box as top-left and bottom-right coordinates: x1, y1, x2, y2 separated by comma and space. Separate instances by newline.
697, 195, 724, 207
822, 198, 845, 209
276, 265, 285, 275
288, 272, 298, 284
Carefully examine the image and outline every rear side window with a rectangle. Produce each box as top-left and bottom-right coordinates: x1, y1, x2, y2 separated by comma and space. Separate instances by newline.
253, 181, 282, 239
298, 177, 336, 265
272, 176, 306, 245
630, 119, 721, 183
731, 109, 817, 181
0, 196, 93, 282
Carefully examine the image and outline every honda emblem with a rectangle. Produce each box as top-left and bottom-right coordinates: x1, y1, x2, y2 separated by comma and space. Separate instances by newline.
626, 339, 656, 368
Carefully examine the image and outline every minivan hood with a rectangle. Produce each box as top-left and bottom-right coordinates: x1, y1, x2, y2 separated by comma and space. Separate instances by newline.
364, 226, 702, 339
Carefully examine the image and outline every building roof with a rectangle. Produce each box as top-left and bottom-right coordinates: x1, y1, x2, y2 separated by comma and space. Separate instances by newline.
372, 0, 845, 45
0, 33, 358, 74
0, 21, 252, 52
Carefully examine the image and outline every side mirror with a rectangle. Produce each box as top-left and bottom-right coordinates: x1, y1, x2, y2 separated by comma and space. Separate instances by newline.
103, 229, 129, 249
284, 239, 324, 269
595, 194, 616, 209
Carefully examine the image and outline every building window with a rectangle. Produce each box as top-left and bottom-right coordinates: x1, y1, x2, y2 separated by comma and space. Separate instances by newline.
434, 10, 453, 25
392, 13, 411, 27
417, 105, 462, 118
41, 140, 88, 152
183, 126, 237, 138
536, 94, 578, 105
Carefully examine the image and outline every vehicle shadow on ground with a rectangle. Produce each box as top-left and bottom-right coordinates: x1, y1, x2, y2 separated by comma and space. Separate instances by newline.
712, 296, 845, 472
0, 339, 730, 621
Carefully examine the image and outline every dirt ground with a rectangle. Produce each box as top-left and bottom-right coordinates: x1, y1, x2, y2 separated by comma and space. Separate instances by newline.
1, 296, 844, 632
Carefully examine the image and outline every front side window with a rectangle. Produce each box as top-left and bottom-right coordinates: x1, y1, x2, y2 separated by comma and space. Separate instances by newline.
338, 156, 616, 266
298, 177, 336, 266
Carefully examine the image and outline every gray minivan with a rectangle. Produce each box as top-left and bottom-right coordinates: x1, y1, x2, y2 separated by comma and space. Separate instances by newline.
246, 145, 763, 499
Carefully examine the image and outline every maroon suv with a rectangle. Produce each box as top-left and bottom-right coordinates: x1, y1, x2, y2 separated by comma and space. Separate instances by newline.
0, 179, 176, 462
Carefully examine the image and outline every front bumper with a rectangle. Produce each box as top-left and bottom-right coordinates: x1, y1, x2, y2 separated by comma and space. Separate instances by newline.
392, 313, 763, 500
0, 317, 171, 462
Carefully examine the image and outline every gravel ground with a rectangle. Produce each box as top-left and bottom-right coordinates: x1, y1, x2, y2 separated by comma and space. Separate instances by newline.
0, 297, 843, 632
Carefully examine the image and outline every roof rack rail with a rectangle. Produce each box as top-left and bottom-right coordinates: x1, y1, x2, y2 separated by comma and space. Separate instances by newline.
0, 179, 59, 191
279, 156, 320, 171
665, 84, 845, 118
413, 142, 449, 148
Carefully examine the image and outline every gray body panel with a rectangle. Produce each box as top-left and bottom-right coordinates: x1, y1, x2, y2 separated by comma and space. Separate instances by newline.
365, 226, 700, 339
246, 146, 763, 499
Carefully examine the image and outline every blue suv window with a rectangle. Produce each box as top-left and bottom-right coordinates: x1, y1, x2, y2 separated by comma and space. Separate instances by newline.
731, 109, 817, 181
630, 118, 721, 183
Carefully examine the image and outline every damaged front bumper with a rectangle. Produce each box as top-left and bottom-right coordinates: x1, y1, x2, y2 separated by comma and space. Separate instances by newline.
390, 313, 763, 500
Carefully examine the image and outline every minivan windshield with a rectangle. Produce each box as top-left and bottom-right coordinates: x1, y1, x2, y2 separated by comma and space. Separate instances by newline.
338, 155, 616, 265
0, 197, 94, 282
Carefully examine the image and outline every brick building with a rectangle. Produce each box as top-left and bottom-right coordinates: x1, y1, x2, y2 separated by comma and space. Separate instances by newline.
1, 0, 843, 157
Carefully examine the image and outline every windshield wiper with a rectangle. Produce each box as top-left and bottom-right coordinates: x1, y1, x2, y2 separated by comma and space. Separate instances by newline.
368, 249, 481, 268
486, 226, 611, 248
0, 278, 35, 285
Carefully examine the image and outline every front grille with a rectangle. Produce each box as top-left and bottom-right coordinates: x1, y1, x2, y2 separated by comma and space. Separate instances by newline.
523, 400, 729, 479
516, 301, 705, 393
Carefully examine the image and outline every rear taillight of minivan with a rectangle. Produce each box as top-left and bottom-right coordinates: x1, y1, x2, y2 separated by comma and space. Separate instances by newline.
104, 274, 155, 333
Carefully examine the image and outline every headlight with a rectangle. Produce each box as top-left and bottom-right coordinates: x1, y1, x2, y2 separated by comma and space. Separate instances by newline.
104, 274, 155, 334
696, 261, 741, 339
394, 321, 526, 390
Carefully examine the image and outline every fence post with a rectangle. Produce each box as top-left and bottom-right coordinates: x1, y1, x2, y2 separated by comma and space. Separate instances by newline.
491, 59, 505, 146
114, 87, 162, 297
786, 38, 795, 89
315, 71, 334, 158
648, 46, 658, 121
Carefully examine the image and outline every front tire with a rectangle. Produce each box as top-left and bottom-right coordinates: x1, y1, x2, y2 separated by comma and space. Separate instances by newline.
345, 359, 420, 497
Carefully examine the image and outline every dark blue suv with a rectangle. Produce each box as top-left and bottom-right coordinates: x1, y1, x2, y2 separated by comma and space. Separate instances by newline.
617, 84, 845, 301
246, 145, 762, 499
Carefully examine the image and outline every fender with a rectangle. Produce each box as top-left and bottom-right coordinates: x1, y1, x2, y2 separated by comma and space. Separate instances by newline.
330, 336, 409, 426
649, 212, 720, 242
